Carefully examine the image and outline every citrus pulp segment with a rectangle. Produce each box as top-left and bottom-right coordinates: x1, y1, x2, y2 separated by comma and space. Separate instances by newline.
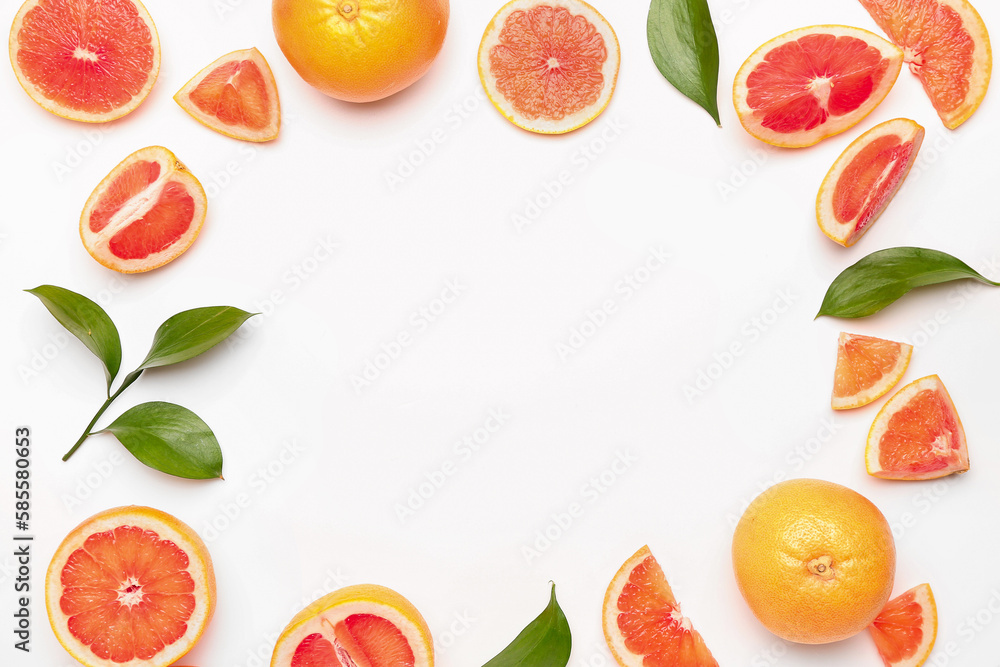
602, 545, 719, 667
733, 25, 903, 147
478, 0, 620, 134
857, 0, 992, 129
45, 506, 216, 667
867, 375, 969, 480
271, 584, 434, 667
174, 47, 280, 142
80, 146, 207, 274
832, 332, 913, 409
9, 0, 160, 122
870, 584, 937, 667
818, 119, 924, 247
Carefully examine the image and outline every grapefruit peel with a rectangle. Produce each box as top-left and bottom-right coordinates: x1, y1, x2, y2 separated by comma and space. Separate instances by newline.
832, 332, 913, 410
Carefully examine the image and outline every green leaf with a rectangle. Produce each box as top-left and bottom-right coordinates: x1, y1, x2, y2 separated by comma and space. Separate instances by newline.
817, 247, 1000, 318
26, 285, 122, 391
647, 0, 721, 125
482, 583, 571, 667
100, 402, 224, 479
137, 306, 255, 370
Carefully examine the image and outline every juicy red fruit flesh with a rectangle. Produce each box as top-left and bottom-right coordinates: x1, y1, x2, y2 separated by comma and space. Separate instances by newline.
188, 59, 271, 129
870, 589, 925, 664
88, 160, 161, 233
291, 613, 415, 667
833, 134, 916, 230
879, 389, 964, 474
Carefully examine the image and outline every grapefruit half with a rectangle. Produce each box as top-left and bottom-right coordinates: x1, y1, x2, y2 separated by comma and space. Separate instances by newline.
9, 0, 160, 122
734, 25, 903, 147
45, 506, 215, 667
869, 583, 937, 667
80, 146, 208, 274
478, 0, 620, 134
832, 332, 913, 409
174, 47, 280, 142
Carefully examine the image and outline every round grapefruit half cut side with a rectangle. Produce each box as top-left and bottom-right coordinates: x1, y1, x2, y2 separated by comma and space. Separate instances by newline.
832, 332, 913, 409
174, 47, 280, 142
602, 545, 719, 666
271, 584, 434, 667
733, 25, 903, 147
818, 118, 925, 247
80, 146, 208, 274
478, 0, 620, 134
867, 375, 969, 480
9, 0, 160, 122
869, 583, 937, 667
45, 506, 216, 667
857, 0, 991, 129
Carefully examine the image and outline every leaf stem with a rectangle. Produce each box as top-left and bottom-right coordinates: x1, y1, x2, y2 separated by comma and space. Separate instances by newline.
63, 369, 143, 461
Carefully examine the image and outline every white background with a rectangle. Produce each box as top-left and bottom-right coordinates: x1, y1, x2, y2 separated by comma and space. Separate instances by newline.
3, 0, 1000, 665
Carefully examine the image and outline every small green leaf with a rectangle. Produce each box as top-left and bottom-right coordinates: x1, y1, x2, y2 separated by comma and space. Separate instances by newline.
26, 285, 122, 391
818, 247, 1000, 318
138, 306, 255, 370
647, 0, 721, 125
482, 583, 571, 667
100, 402, 224, 479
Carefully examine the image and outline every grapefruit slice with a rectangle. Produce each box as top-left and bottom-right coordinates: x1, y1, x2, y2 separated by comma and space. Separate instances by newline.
45, 506, 216, 667
818, 119, 925, 247
603, 545, 719, 667
478, 0, 620, 134
733, 25, 903, 147
869, 584, 937, 667
832, 332, 913, 410
174, 47, 280, 142
867, 375, 969, 480
9, 0, 160, 122
271, 584, 434, 667
80, 146, 208, 274
857, 0, 992, 129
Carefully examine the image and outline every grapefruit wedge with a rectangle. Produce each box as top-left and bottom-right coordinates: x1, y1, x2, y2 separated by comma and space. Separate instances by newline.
45, 506, 215, 667
175, 47, 280, 142
857, 0, 992, 129
818, 119, 925, 247
833, 332, 913, 409
870, 584, 937, 667
734, 25, 903, 147
9, 0, 160, 122
867, 375, 969, 480
603, 545, 719, 667
80, 146, 207, 274
478, 0, 620, 134
271, 584, 434, 667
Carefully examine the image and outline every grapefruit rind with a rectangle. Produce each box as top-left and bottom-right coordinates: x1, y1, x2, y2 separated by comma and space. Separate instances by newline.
174, 47, 281, 143
270, 583, 434, 666
869, 583, 937, 667
44, 506, 215, 667
478, 0, 620, 134
832, 332, 913, 410
733, 25, 903, 148
817, 119, 925, 247
8, 0, 161, 123
866, 375, 969, 480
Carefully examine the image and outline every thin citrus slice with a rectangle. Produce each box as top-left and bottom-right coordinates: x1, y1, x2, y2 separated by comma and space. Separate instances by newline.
271, 584, 434, 667
870, 584, 937, 667
9, 0, 160, 122
833, 332, 913, 409
733, 25, 903, 147
478, 0, 620, 134
867, 375, 969, 480
818, 119, 925, 247
80, 146, 208, 274
603, 545, 719, 667
45, 506, 216, 667
858, 0, 992, 129
174, 47, 280, 142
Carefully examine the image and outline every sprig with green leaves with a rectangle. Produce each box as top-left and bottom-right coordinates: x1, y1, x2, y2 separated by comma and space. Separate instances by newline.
482, 583, 571, 667
27, 285, 256, 479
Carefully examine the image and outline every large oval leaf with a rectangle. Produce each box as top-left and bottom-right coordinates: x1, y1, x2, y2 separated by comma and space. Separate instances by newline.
100, 401, 224, 479
482, 583, 571, 667
138, 306, 255, 370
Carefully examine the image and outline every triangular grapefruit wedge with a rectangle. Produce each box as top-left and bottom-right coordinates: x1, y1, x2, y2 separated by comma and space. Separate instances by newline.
869, 583, 937, 667
832, 332, 913, 410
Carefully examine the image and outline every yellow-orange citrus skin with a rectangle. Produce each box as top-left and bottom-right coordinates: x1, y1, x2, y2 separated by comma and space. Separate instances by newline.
272, 0, 448, 103
732, 478, 896, 644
